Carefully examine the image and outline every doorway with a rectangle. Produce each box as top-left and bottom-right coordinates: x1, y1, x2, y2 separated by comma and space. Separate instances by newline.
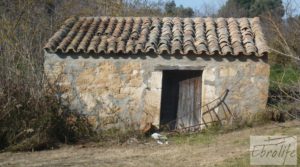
160, 70, 202, 130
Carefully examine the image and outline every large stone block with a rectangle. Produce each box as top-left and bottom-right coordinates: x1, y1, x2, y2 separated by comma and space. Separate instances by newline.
203, 67, 216, 81
76, 62, 122, 95
45, 61, 66, 84
219, 66, 237, 77
120, 62, 141, 74
79, 93, 97, 112
254, 63, 270, 76
141, 89, 162, 128
148, 71, 162, 89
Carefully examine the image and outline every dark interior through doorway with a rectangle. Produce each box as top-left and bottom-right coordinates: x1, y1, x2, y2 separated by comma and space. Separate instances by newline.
159, 70, 202, 130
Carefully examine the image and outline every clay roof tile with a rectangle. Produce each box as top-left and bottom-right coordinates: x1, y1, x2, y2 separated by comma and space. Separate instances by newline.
45, 16, 269, 57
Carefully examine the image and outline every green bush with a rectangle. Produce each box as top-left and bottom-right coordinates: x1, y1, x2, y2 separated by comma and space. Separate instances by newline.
268, 64, 300, 121
269, 64, 300, 90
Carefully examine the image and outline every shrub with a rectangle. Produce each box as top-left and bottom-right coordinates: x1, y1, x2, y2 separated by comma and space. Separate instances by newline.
0, 84, 94, 151
268, 64, 300, 122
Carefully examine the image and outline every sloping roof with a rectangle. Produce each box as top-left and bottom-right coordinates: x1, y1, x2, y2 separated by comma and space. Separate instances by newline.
44, 16, 269, 56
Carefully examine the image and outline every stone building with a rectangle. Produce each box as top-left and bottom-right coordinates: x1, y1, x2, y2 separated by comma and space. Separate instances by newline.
44, 16, 269, 131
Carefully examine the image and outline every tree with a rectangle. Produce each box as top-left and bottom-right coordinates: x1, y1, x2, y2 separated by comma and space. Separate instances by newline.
218, 0, 284, 18
249, 0, 284, 17
165, 0, 176, 16
177, 5, 194, 17
164, 0, 194, 17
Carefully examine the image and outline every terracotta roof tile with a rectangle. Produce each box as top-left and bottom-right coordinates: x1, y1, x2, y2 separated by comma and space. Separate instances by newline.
45, 16, 269, 57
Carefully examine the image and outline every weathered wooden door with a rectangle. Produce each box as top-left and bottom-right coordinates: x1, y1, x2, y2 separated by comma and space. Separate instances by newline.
176, 76, 202, 131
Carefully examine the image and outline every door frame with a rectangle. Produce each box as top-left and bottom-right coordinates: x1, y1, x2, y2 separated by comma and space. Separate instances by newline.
155, 65, 205, 71
156, 65, 205, 130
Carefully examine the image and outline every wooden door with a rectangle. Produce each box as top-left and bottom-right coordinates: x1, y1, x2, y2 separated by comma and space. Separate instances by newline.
176, 76, 202, 131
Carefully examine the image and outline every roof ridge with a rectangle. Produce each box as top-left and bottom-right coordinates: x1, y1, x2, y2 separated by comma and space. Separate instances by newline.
75, 16, 260, 21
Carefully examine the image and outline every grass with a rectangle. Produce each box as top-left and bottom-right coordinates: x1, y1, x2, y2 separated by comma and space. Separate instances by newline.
92, 128, 146, 146
168, 124, 225, 145
232, 138, 249, 145
216, 147, 300, 167
216, 123, 300, 167
270, 64, 300, 89
169, 131, 217, 145
168, 112, 272, 146
1, 121, 299, 166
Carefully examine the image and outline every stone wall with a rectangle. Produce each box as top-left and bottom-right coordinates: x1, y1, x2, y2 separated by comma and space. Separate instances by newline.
44, 52, 270, 130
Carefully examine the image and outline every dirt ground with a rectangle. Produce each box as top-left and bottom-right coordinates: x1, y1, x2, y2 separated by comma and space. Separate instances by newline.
0, 121, 299, 167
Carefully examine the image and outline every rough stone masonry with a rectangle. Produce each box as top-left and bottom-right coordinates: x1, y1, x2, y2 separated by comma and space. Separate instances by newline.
44, 53, 269, 131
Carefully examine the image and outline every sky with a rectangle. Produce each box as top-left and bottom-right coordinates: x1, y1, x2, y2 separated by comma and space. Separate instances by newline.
173, 0, 226, 9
